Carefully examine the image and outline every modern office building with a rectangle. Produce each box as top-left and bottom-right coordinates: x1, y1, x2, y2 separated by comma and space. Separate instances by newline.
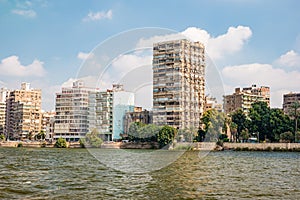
283, 92, 300, 116
88, 84, 134, 141
123, 107, 153, 135
54, 80, 95, 141
223, 84, 270, 114
152, 39, 205, 130
5, 83, 42, 140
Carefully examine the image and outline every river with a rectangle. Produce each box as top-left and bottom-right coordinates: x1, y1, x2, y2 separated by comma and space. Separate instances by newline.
0, 148, 299, 199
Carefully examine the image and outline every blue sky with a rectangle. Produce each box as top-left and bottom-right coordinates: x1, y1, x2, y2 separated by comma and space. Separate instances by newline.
0, 0, 300, 110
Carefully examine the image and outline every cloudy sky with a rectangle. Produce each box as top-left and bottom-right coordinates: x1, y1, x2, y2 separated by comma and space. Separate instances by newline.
0, 0, 300, 110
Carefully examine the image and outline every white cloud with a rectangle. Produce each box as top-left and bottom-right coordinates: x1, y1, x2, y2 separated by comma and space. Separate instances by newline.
136, 26, 252, 60
12, 9, 36, 18
222, 63, 300, 107
275, 50, 300, 68
0, 56, 46, 77
77, 52, 94, 60
82, 10, 112, 22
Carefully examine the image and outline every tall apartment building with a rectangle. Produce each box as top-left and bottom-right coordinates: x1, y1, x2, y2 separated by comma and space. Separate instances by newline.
54, 80, 95, 141
41, 111, 55, 141
0, 88, 8, 135
223, 84, 270, 114
152, 39, 205, 130
123, 107, 153, 135
88, 84, 134, 141
5, 83, 42, 140
283, 92, 300, 116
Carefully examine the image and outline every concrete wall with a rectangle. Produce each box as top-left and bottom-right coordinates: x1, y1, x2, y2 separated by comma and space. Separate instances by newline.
223, 142, 300, 150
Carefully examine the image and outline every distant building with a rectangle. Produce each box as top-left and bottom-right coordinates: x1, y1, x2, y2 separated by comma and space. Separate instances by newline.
124, 107, 153, 134
223, 84, 270, 114
283, 92, 300, 116
88, 84, 134, 141
0, 88, 8, 135
5, 83, 42, 140
204, 96, 223, 112
54, 80, 95, 141
41, 111, 55, 141
152, 39, 205, 129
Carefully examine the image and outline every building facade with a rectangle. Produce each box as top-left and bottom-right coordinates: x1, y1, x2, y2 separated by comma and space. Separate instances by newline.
152, 39, 205, 130
5, 83, 42, 140
283, 92, 300, 116
223, 84, 270, 114
54, 80, 95, 141
123, 107, 153, 135
88, 84, 134, 141
41, 111, 55, 141
204, 96, 223, 112
0, 88, 8, 135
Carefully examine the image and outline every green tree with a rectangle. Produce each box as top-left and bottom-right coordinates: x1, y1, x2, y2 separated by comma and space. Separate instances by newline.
200, 109, 225, 142
178, 127, 198, 142
239, 129, 249, 142
128, 122, 146, 142
35, 130, 46, 141
0, 134, 5, 141
55, 138, 67, 148
157, 126, 177, 148
289, 101, 300, 142
280, 131, 294, 143
231, 109, 248, 142
137, 124, 160, 142
269, 108, 293, 142
82, 129, 103, 148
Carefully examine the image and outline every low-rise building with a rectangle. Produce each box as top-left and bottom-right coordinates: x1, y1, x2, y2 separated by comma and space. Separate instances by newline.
124, 107, 153, 134
283, 92, 300, 116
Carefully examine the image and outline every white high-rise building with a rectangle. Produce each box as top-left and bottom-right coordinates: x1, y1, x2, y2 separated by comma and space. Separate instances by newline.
88, 84, 134, 141
54, 80, 95, 141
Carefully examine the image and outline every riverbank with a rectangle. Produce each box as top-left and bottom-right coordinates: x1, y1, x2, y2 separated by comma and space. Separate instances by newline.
1, 141, 300, 151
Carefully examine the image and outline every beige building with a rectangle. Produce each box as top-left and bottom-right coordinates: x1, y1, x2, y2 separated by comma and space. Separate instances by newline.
223, 84, 270, 114
283, 92, 300, 116
41, 111, 55, 141
124, 107, 153, 134
5, 83, 42, 140
152, 39, 205, 129
204, 96, 223, 112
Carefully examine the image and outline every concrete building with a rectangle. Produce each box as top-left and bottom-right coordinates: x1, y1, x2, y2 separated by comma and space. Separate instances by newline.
283, 92, 300, 116
152, 39, 205, 130
41, 111, 55, 141
223, 84, 270, 114
124, 107, 153, 135
88, 84, 134, 141
0, 88, 8, 135
204, 96, 223, 112
54, 80, 95, 141
5, 83, 42, 140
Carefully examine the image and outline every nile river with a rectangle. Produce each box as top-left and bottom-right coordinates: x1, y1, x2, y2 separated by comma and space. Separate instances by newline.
0, 148, 299, 199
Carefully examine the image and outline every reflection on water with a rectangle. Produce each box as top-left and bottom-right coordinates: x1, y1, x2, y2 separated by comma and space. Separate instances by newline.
0, 148, 299, 199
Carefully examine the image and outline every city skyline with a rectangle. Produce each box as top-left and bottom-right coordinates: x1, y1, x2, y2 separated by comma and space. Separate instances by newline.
0, 0, 300, 110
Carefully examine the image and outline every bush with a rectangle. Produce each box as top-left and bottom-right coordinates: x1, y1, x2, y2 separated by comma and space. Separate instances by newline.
280, 131, 294, 143
55, 138, 67, 148
17, 142, 23, 147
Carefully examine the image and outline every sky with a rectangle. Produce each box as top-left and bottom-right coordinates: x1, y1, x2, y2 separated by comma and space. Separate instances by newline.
0, 0, 300, 111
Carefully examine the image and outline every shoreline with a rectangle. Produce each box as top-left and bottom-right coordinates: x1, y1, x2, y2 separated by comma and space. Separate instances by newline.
1, 141, 300, 152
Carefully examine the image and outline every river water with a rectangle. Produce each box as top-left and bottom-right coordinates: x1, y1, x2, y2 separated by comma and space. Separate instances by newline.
0, 148, 299, 199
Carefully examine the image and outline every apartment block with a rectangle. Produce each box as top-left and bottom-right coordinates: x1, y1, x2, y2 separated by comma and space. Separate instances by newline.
0, 88, 8, 135
283, 92, 300, 116
41, 111, 55, 141
123, 107, 153, 135
5, 83, 42, 140
152, 39, 205, 129
223, 84, 270, 114
204, 96, 223, 112
88, 84, 134, 141
54, 80, 95, 141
